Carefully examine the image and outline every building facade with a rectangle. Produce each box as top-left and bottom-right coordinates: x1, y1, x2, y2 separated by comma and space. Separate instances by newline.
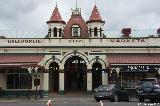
0, 4, 160, 97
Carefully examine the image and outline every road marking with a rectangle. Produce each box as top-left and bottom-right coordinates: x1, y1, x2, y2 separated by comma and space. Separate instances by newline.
64, 102, 68, 104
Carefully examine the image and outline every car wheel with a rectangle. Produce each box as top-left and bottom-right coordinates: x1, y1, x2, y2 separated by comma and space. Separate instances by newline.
113, 94, 118, 102
138, 97, 144, 102
95, 98, 100, 102
150, 99, 156, 103
142, 82, 154, 93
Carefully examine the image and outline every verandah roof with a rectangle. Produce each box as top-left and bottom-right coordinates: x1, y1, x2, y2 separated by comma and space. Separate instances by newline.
107, 54, 160, 64
0, 55, 44, 67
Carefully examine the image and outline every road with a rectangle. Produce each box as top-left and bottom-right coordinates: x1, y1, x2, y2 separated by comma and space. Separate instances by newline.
0, 97, 160, 106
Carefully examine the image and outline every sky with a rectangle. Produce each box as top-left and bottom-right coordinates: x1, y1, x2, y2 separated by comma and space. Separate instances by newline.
0, 0, 160, 38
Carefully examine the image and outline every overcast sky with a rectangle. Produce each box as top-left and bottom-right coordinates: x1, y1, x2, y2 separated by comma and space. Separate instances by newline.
0, 0, 160, 37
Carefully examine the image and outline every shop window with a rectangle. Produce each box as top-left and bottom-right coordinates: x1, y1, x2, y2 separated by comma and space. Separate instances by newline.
6, 69, 32, 89
72, 25, 80, 37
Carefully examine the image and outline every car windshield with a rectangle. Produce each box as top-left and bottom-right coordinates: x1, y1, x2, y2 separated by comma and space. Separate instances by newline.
137, 79, 157, 85
98, 84, 115, 89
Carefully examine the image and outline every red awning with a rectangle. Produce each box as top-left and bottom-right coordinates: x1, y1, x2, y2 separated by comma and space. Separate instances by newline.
0, 55, 44, 67
107, 54, 160, 64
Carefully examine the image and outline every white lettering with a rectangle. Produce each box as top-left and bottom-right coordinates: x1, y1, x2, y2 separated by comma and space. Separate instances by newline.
111, 38, 146, 43
7, 39, 42, 44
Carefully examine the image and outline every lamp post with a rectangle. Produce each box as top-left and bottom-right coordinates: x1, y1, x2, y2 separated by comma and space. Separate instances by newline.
115, 67, 121, 86
155, 68, 160, 78
35, 67, 38, 100
27, 67, 32, 100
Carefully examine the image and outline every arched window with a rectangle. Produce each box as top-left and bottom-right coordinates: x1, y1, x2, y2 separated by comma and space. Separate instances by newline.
100, 27, 102, 37
94, 27, 98, 37
59, 28, 62, 37
89, 28, 92, 37
53, 27, 57, 37
72, 25, 80, 37
48, 28, 51, 38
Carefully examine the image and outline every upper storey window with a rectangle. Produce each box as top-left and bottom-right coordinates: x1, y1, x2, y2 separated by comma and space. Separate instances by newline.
72, 25, 80, 37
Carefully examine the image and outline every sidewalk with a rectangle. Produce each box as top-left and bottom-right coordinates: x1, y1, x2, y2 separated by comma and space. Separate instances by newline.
0, 93, 138, 103
0, 93, 93, 103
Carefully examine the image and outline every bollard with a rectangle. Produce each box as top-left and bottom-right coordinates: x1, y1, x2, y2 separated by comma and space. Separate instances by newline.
47, 100, 52, 106
100, 100, 103, 106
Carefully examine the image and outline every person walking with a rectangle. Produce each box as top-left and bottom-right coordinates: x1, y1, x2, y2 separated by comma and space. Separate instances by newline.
47, 100, 52, 106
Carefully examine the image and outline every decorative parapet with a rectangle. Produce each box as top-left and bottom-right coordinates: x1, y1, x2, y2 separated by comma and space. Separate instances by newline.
0, 38, 160, 48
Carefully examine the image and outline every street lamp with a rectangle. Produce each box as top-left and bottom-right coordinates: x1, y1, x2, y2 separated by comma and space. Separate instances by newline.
34, 67, 39, 100
27, 67, 32, 100
115, 67, 121, 76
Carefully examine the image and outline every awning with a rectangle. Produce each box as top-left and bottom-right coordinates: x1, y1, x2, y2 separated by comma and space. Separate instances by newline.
107, 54, 160, 64
0, 55, 44, 67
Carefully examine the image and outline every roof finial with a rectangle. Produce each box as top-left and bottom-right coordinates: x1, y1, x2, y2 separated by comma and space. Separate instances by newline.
56, 2, 57, 7
95, 1, 97, 5
76, 0, 78, 9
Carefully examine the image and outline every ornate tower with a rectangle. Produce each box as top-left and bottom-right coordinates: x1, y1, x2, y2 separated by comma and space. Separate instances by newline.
86, 5, 105, 38
63, 5, 89, 38
46, 5, 65, 38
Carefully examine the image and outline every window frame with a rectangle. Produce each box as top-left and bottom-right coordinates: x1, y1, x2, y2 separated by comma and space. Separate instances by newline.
72, 25, 81, 37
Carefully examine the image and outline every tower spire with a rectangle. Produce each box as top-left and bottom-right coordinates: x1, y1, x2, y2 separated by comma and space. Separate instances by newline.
47, 4, 65, 24
88, 5, 102, 22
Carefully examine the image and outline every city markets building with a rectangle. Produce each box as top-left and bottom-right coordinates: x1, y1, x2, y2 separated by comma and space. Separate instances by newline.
0, 4, 160, 97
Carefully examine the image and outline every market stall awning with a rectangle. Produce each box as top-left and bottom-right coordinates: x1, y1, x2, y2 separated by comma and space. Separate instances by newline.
0, 55, 44, 67
107, 54, 160, 64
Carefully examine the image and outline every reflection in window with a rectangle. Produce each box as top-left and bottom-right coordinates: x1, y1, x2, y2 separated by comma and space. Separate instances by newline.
6, 69, 32, 89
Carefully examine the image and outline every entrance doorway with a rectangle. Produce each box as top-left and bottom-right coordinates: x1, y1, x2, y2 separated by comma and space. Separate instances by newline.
92, 62, 102, 89
64, 56, 87, 92
49, 62, 59, 93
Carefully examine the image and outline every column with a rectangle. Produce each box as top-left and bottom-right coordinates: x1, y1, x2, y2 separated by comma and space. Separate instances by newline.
59, 69, 64, 95
86, 69, 92, 95
43, 72, 49, 97
102, 70, 108, 85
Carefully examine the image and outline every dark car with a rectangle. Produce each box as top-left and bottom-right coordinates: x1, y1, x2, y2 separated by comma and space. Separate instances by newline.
94, 84, 130, 102
136, 78, 160, 102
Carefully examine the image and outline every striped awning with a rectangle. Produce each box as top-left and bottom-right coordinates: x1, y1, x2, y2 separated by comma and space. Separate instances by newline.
0, 55, 44, 67
107, 54, 160, 64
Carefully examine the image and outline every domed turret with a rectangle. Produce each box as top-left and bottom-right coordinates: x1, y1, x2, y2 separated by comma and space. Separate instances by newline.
63, 7, 89, 38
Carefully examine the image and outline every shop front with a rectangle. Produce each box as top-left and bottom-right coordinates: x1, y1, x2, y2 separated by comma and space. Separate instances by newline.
109, 65, 159, 88
0, 55, 47, 99
107, 53, 160, 97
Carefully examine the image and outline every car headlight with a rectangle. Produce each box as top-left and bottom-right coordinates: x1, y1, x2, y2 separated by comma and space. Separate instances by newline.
137, 90, 143, 93
94, 89, 98, 92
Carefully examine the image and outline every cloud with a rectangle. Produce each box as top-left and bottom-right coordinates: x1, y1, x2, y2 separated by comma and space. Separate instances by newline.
0, 0, 160, 37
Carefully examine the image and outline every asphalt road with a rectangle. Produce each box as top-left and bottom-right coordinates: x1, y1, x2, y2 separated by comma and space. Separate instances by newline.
0, 98, 160, 106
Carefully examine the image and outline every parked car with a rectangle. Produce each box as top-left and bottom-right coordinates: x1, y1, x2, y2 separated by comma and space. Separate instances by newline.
94, 84, 130, 102
136, 78, 160, 102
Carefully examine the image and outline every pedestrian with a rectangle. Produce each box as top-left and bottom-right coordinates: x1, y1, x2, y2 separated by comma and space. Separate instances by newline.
100, 100, 103, 106
47, 100, 52, 106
